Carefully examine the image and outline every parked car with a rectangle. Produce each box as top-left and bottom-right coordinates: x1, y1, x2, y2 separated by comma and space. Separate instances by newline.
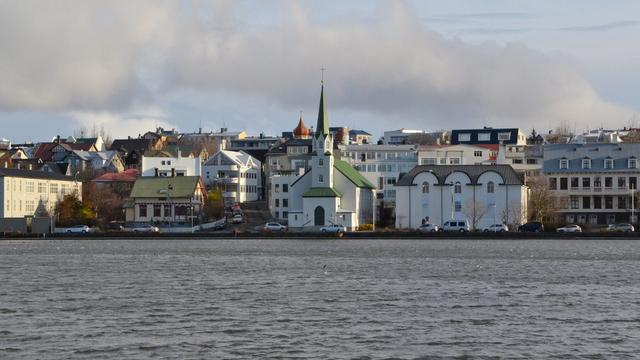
518, 222, 544, 233
440, 220, 470, 232
132, 224, 160, 233
263, 222, 287, 232
104, 223, 125, 232
232, 214, 244, 224
417, 223, 439, 233
556, 224, 582, 233
65, 225, 90, 234
482, 223, 509, 232
606, 223, 635, 232
320, 224, 347, 233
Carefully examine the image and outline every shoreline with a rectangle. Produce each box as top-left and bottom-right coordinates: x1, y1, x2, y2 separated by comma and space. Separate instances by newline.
2, 231, 640, 240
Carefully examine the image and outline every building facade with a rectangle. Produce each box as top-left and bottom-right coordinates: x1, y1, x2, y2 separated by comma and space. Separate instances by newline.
141, 153, 202, 177
450, 127, 527, 146
394, 165, 528, 230
0, 169, 81, 218
544, 144, 640, 225
203, 150, 261, 205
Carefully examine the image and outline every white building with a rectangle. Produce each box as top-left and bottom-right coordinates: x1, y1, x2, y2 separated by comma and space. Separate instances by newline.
141, 153, 202, 177
383, 129, 426, 145
286, 83, 376, 230
269, 172, 301, 221
0, 169, 81, 218
394, 165, 528, 230
418, 144, 494, 166
339, 144, 418, 204
203, 150, 261, 205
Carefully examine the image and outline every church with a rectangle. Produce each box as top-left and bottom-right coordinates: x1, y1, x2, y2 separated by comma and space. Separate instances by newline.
286, 83, 376, 230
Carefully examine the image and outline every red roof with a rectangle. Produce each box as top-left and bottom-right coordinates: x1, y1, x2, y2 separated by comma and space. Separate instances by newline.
293, 117, 311, 137
92, 169, 139, 182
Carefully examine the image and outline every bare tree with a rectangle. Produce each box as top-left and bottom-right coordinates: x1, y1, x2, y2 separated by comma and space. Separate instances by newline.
501, 200, 527, 230
461, 199, 488, 231
527, 175, 558, 222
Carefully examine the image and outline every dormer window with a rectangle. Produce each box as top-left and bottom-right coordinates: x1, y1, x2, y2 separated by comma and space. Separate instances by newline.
629, 158, 637, 169
559, 159, 569, 169
604, 158, 614, 169
582, 158, 591, 169
319, 158, 324, 166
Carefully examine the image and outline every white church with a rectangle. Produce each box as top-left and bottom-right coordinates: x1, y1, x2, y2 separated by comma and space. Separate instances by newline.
286, 83, 376, 230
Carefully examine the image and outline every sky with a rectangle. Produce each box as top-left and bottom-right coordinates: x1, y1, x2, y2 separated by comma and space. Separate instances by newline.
1, 0, 639, 143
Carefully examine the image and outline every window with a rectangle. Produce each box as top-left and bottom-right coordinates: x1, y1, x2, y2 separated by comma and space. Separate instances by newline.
283, 211, 288, 218
275, 199, 279, 207
605, 177, 613, 189
139, 205, 147, 217
473, 151, 482, 157
422, 182, 429, 194
605, 196, 613, 209
618, 177, 626, 189
593, 196, 602, 209
487, 181, 495, 193
454, 201, 462, 212
527, 159, 537, 165
275, 211, 279, 218
26, 182, 34, 192
549, 178, 557, 190
454, 182, 462, 194
50, 184, 58, 194
164, 204, 171, 217
457, 133, 471, 142
167, 161, 171, 165
153, 204, 161, 217
594, 176, 602, 188
38, 182, 46, 193
570, 197, 579, 209
560, 178, 568, 190
512, 159, 523, 164
319, 175, 323, 183
630, 177, 637, 190
498, 132, 511, 141
449, 158, 460, 165
283, 199, 288, 208
274, 184, 280, 193
629, 158, 637, 169
283, 184, 288, 193
618, 196, 627, 209
582, 197, 590, 209
560, 159, 569, 169
319, 158, 324, 166
161, 160, 166, 165
604, 158, 614, 169
422, 158, 437, 165
571, 177, 579, 189
582, 158, 591, 169
478, 133, 490, 141
582, 177, 590, 188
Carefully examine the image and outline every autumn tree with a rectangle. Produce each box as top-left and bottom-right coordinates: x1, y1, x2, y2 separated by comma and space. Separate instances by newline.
203, 188, 225, 221
55, 193, 96, 227
82, 182, 124, 224
527, 175, 558, 222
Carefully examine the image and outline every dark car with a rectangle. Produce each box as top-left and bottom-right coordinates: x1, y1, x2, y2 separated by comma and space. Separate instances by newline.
104, 223, 126, 232
518, 222, 544, 232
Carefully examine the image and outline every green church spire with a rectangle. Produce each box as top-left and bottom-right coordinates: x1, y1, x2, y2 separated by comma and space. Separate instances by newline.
316, 83, 329, 137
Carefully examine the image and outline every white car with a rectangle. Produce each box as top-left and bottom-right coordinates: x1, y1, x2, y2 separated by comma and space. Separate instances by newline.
606, 223, 635, 232
320, 224, 347, 233
441, 220, 470, 232
232, 214, 244, 224
556, 224, 582, 233
483, 223, 509, 232
65, 225, 90, 233
132, 224, 160, 233
263, 222, 287, 232
417, 223, 439, 233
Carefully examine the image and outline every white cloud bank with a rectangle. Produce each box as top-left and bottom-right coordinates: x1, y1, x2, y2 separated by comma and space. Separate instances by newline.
0, 1, 635, 133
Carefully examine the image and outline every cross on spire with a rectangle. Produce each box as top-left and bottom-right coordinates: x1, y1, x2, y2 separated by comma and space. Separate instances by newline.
320, 66, 326, 84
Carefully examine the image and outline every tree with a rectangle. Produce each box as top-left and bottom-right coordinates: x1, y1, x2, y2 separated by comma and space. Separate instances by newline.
501, 200, 527, 230
55, 193, 96, 227
527, 175, 558, 222
203, 188, 224, 221
82, 182, 124, 224
461, 199, 488, 231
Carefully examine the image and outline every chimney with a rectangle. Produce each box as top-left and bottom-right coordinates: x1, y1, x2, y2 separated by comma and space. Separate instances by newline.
496, 141, 507, 165
171, 168, 176, 177
178, 150, 182, 158
56, 135, 60, 144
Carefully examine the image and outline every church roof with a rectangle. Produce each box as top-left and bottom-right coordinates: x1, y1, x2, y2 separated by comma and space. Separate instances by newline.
293, 117, 311, 137
334, 160, 376, 189
302, 187, 342, 198
315, 85, 329, 137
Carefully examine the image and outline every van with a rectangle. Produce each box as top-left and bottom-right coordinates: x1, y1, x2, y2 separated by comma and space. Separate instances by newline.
441, 220, 470, 232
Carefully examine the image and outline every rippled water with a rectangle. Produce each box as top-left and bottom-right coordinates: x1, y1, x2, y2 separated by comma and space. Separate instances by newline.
2, 239, 640, 359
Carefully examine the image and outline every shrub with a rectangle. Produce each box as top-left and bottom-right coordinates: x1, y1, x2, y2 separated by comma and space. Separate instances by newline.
357, 223, 374, 231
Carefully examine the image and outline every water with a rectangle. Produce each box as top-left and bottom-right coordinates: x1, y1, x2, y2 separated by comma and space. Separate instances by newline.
1, 239, 640, 359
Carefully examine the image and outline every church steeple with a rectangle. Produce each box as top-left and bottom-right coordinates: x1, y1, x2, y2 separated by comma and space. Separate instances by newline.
315, 84, 329, 138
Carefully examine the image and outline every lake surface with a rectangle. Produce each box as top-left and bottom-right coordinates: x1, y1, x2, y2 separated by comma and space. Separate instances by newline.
1, 239, 640, 359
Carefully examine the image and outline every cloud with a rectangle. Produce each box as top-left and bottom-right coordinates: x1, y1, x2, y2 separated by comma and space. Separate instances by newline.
0, 1, 635, 135
559, 20, 640, 32
69, 107, 175, 139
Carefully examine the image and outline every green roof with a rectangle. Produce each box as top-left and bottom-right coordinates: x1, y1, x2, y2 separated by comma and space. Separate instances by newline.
130, 176, 201, 198
302, 187, 342, 198
333, 160, 375, 189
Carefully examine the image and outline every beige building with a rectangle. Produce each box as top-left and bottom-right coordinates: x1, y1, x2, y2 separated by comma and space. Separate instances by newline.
0, 169, 81, 218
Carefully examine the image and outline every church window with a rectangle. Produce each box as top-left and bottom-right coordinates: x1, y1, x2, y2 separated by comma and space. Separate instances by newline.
487, 181, 495, 193
319, 158, 323, 166
421, 182, 429, 194
454, 182, 461, 194
319, 175, 324, 183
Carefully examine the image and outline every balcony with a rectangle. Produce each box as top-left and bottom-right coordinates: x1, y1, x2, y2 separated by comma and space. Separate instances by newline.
216, 177, 238, 184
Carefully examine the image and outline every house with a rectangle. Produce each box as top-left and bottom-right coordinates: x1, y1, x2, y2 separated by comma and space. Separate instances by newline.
285, 83, 376, 230
383, 129, 426, 145
349, 129, 373, 145
92, 168, 139, 198
394, 165, 528, 230
64, 150, 125, 176
203, 150, 262, 205
110, 138, 158, 169
264, 135, 313, 203
140, 152, 201, 177
0, 168, 81, 218
543, 143, 640, 225
125, 176, 206, 225
418, 144, 494, 166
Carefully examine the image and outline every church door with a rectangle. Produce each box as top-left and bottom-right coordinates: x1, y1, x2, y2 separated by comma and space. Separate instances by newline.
314, 206, 325, 226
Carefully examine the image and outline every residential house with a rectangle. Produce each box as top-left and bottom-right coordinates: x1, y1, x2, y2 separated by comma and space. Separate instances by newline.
203, 150, 262, 205
140, 152, 202, 177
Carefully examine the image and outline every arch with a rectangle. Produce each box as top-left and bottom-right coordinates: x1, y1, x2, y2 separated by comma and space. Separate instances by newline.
421, 181, 429, 194
314, 206, 325, 226
487, 181, 495, 193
